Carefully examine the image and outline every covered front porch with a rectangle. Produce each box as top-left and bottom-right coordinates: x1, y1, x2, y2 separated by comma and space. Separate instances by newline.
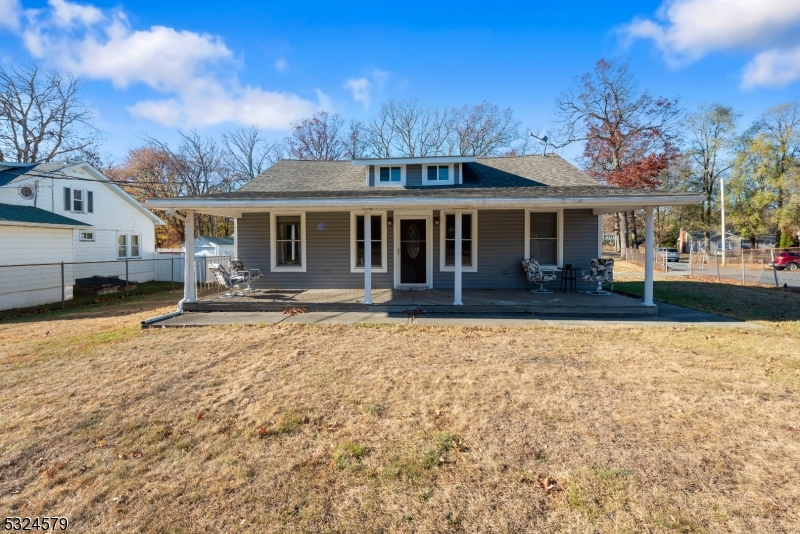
184, 287, 658, 316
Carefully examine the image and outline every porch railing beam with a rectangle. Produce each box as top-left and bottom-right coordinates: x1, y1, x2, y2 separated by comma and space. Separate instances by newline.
454, 210, 463, 305
364, 211, 372, 305
644, 206, 655, 307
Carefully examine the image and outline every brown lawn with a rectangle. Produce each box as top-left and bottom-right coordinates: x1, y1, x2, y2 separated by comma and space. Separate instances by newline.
1, 292, 800, 532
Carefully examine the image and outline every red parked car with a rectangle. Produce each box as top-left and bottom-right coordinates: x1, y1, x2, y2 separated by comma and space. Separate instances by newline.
771, 251, 800, 271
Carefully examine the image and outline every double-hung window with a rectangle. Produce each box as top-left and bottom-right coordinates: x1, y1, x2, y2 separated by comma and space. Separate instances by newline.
423, 164, 454, 185
439, 211, 478, 272
63, 187, 93, 213
270, 213, 306, 271
350, 212, 387, 272
525, 210, 563, 267
117, 233, 142, 258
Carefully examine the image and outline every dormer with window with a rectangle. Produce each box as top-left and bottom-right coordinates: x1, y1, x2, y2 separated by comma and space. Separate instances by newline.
353, 156, 475, 188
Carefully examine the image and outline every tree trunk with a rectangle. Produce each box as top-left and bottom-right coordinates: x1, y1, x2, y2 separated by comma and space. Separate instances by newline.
704, 230, 711, 254
614, 213, 621, 253
629, 211, 638, 250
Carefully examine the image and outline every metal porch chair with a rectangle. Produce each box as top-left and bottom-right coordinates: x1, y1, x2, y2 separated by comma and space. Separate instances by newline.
522, 259, 558, 293
582, 258, 614, 295
209, 263, 247, 298
229, 259, 261, 293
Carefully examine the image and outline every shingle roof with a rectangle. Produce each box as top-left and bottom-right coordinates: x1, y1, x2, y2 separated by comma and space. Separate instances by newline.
237, 154, 598, 194
0, 163, 71, 187
0, 203, 91, 227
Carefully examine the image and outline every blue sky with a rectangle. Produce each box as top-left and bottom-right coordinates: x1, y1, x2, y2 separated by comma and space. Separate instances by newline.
1, 0, 799, 161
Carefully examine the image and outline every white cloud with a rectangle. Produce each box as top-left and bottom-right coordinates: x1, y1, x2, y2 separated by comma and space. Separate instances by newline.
0, 0, 22, 31
13, 0, 319, 128
274, 58, 287, 72
743, 46, 800, 88
344, 77, 371, 107
623, 0, 800, 87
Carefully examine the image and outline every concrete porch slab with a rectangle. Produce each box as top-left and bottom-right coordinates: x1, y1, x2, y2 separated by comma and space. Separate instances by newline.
183, 288, 658, 316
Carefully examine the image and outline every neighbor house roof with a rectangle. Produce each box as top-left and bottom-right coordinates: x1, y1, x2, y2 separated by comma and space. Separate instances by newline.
0, 203, 91, 228
197, 236, 234, 245
0, 162, 73, 187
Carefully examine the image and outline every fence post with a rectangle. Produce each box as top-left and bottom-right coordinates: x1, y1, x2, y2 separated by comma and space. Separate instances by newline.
689, 251, 693, 276
61, 261, 65, 309
171, 256, 175, 290
741, 254, 745, 286
715, 254, 720, 282
126, 258, 130, 298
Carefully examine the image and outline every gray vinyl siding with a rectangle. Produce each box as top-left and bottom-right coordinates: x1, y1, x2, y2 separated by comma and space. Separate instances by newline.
406, 164, 422, 186
237, 208, 600, 290
433, 210, 528, 289
237, 211, 394, 289
368, 165, 374, 186
563, 209, 599, 290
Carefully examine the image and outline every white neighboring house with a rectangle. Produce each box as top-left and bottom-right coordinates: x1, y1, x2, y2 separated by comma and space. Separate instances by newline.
186, 236, 235, 257
0, 159, 164, 310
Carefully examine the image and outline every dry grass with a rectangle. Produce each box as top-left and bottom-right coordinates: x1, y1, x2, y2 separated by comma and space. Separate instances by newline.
2, 293, 800, 532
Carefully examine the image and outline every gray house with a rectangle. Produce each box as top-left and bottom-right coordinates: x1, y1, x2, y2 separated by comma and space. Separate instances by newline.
148, 155, 702, 307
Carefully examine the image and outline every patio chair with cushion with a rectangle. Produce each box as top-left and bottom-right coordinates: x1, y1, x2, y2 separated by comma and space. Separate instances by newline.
229, 259, 261, 293
582, 258, 614, 295
209, 263, 247, 298
522, 259, 558, 293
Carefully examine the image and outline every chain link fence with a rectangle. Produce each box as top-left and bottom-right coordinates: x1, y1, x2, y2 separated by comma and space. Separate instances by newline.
622, 247, 800, 288
0, 255, 231, 313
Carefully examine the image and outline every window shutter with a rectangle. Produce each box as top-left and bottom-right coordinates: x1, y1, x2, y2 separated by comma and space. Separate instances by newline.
64, 187, 71, 211
88, 191, 93, 213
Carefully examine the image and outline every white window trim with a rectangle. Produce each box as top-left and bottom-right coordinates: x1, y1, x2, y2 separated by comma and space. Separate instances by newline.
439, 210, 478, 272
79, 230, 95, 242
422, 163, 455, 186
374, 164, 406, 187
270, 212, 307, 272
117, 233, 127, 259
350, 211, 388, 273
129, 233, 142, 258
524, 209, 563, 269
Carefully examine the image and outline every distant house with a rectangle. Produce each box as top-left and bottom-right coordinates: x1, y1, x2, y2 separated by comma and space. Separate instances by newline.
185, 236, 235, 257
0, 159, 164, 310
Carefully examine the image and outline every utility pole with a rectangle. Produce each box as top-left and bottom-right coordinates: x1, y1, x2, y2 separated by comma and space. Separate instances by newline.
720, 176, 726, 267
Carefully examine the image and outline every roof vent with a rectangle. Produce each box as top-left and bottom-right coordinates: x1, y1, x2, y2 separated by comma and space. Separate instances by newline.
67, 156, 85, 164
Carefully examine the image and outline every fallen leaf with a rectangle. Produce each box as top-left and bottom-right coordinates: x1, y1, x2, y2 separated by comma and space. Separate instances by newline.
131, 450, 143, 459
257, 426, 267, 437
41, 462, 67, 478
95, 439, 107, 448
537, 476, 557, 492
118, 453, 128, 460
197, 411, 205, 420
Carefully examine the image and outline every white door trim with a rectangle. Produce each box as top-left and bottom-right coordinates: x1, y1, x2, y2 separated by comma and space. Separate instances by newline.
393, 211, 433, 289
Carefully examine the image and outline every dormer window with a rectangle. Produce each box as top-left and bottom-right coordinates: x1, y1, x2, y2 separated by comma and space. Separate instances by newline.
376, 165, 405, 186
422, 164, 454, 185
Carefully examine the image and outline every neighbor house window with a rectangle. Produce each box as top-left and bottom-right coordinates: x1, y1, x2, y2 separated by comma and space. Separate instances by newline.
423, 164, 454, 185
439, 211, 478, 271
525, 210, 563, 267
270, 213, 306, 271
350, 212, 387, 272
63, 187, 93, 213
376, 165, 405, 186
117, 234, 142, 258
80, 231, 95, 242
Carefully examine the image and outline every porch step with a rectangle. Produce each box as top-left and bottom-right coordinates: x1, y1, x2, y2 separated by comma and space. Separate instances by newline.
183, 301, 658, 316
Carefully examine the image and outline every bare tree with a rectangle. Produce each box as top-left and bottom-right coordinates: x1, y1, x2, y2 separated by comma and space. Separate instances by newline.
222, 125, 283, 187
365, 104, 396, 158
344, 120, 369, 159
146, 129, 231, 237
285, 111, 348, 160
385, 99, 452, 157
453, 101, 521, 156
0, 63, 98, 163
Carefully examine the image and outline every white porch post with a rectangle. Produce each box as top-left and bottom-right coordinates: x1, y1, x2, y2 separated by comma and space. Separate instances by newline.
644, 206, 655, 307
233, 218, 238, 258
454, 210, 463, 305
184, 210, 197, 303
363, 212, 372, 305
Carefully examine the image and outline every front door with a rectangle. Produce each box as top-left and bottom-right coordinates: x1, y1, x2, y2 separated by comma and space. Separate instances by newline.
399, 219, 427, 284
